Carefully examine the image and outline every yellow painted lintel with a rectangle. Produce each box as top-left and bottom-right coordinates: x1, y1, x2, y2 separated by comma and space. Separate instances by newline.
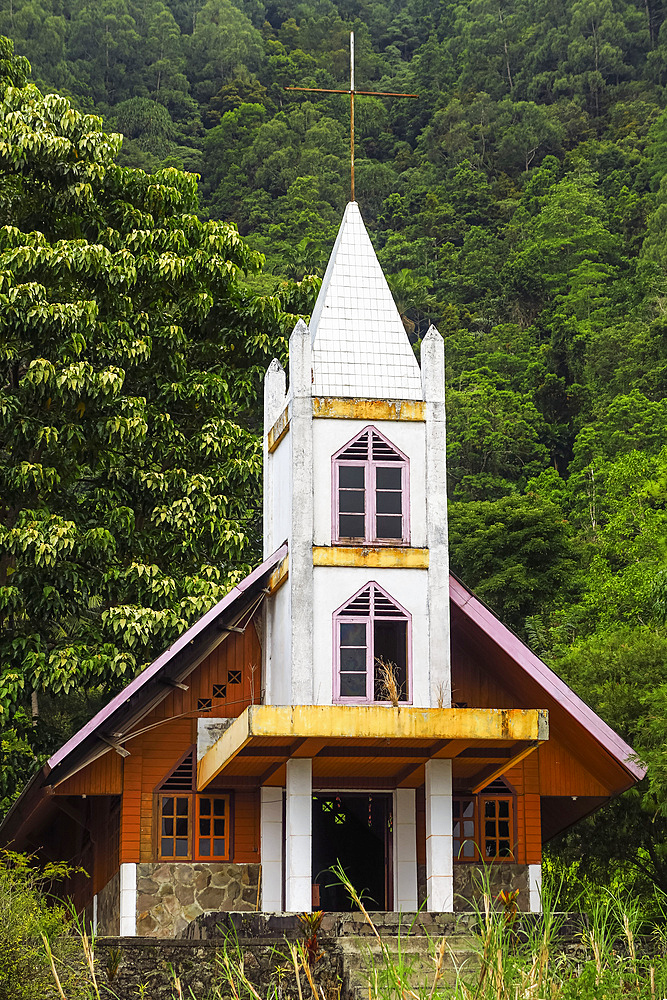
268, 554, 289, 594
313, 545, 429, 569
268, 405, 290, 453
313, 398, 425, 422
197, 704, 549, 790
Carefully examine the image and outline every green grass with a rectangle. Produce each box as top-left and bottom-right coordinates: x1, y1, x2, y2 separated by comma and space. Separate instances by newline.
40, 864, 667, 1000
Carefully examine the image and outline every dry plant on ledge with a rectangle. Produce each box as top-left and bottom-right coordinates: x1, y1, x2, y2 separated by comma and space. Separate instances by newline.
376, 658, 401, 706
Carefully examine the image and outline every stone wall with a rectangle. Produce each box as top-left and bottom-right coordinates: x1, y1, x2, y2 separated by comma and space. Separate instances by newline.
454, 863, 530, 911
136, 862, 260, 937
95, 923, 342, 1000
417, 863, 531, 911
98, 869, 120, 935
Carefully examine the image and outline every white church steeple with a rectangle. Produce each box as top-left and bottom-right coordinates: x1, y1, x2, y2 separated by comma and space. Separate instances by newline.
309, 201, 423, 400
261, 201, 452, 913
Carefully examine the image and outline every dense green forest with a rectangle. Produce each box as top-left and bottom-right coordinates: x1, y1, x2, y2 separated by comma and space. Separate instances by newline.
2, 0, 667, 897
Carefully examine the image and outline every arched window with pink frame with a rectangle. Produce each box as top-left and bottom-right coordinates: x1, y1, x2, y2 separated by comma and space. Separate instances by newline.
332, 426, 409, 546
333, 582, 411, 704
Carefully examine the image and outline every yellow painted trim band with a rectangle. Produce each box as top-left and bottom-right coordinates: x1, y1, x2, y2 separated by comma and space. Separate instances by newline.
313, 546, 429, 569
313, 398, 425, 421
197, 705, 549, 789
268, 405, 289, 453
268, 555, 288, 594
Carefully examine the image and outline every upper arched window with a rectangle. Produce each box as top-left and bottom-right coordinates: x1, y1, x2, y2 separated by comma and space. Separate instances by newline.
332, 427, 409, 545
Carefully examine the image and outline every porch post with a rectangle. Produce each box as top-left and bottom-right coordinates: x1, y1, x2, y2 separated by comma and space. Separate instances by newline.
119, 862, 137, 935
394, 788, 418, 911
529, 863, 542, 912
285, 758, 312, 911
261, 787, 284, 912
425, 759, 453, 911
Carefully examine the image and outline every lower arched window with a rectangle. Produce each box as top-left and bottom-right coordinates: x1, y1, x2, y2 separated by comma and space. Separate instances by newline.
333, 582, 411, 703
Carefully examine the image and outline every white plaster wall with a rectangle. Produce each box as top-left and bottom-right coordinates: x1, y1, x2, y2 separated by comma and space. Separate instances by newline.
266, 581, 291, 705
312, 418, 427, 548
266, 429, 292, 556
311, 566, 429, 706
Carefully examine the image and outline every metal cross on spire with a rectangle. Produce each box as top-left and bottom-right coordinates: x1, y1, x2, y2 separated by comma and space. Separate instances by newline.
285, 32, 418, 202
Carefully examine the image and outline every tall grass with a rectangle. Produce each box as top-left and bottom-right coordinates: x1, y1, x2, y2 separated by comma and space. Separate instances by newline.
45, 866, 667, 1000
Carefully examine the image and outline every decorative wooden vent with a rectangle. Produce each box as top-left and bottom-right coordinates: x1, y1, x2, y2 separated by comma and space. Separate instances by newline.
160, 750, 194, 791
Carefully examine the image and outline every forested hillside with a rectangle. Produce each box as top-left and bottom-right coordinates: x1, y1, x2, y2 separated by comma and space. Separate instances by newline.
3, 0, 667, 892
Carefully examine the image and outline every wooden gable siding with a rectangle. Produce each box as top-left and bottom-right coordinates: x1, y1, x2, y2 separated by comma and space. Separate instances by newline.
451, 605, 624, 796
118, 627, 261, 865
505, 752, 541, 865
54, 747, 123, 796
52, 627, 260, 801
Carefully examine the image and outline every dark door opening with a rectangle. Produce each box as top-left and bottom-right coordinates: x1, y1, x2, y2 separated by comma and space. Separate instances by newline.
312, 793, 393, 911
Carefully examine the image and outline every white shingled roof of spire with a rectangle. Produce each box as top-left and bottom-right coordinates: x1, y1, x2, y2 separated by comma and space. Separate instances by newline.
309, 201, 424, 400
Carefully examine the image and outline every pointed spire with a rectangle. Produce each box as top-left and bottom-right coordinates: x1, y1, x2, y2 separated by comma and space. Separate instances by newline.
310, 202, 423, 401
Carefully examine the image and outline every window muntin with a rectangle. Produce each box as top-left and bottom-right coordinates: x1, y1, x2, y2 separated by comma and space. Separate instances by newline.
333, 427, 409, 545
453, 798, 476, 859
160, 795, 190, 859
196, 796, 230, 860
452, 790, 515, 862
157, 751, 231, 862
334, 582, 411, 703
481, 796, 512, 859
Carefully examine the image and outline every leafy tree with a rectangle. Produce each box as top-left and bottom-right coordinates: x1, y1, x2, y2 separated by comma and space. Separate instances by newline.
449, 493, 575, 632
187, 0, 263, 102
446, 371, 550, 498
0, 37, 300, 726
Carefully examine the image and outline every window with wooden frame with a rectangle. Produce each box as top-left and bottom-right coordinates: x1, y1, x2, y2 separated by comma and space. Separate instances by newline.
156, 750, 231, 862
332, 427, 409, 545
453, 782, 515, 862
333, 582, 411, 703
196, 796, 229, 859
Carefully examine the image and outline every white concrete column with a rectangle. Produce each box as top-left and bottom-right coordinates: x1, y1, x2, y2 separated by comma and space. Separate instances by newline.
119, 862, 137, 935
288, 319, 314, 704
421, 325, 451, 709
425, 759, 453, 911
285, 758, 312, 911
261, 787, 284, 912
263, 359, 287, 559
394, 788, 418, 911
528, 863, 542, 913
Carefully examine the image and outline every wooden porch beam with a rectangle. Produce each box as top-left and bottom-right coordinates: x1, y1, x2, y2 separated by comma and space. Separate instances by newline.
470, 741, 539, 794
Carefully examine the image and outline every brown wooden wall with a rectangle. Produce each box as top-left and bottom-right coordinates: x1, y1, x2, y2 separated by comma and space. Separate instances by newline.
52, 627, 262, 867
451, 611, 619, 800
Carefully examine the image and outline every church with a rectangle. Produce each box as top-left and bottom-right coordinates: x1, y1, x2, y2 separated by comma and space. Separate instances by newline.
0, 202, 644, 937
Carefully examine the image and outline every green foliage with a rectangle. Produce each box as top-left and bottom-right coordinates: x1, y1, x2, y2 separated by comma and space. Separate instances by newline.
0, 851, 76, 1000
0, 37, 310, 805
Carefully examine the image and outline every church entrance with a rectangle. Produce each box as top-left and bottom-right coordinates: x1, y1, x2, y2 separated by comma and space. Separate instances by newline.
312, 793, 393, 911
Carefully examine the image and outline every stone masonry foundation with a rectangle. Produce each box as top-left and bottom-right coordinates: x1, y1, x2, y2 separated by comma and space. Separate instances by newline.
135, 862, 260, 937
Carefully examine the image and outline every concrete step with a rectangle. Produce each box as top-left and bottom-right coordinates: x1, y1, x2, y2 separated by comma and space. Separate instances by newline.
333, 931, 480, 997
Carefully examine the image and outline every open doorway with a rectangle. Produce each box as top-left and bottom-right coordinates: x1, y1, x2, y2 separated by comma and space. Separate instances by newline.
312, 793, 393, 911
